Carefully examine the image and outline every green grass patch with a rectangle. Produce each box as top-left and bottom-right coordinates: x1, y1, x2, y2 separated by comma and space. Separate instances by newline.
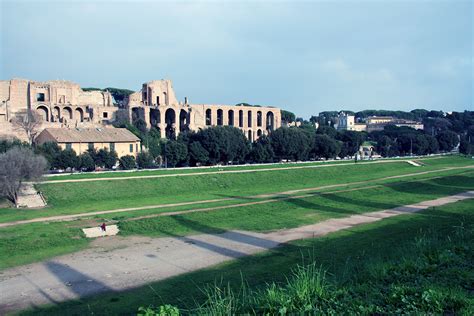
0, 156, 471, 223
0, 222, 89, 270
1, 172, 472, 271
22, 196, 474, 315
118, 173, 474, 237
42, 155, 464, 181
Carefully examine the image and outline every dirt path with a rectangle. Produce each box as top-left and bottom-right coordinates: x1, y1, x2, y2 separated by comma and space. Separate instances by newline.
40, 159, 418, 184
2, 166, 472, 228
16, 183, 46, 208
0, 191, 472, 314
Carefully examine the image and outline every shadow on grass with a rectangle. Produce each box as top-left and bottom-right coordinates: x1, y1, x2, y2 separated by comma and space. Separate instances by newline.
18, 198, 474, 316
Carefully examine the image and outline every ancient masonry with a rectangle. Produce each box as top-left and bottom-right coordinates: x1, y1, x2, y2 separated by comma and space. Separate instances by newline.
0, 78, 281, 142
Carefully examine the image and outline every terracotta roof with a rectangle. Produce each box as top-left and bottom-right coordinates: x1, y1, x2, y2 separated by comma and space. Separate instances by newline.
40, 128, 140, 143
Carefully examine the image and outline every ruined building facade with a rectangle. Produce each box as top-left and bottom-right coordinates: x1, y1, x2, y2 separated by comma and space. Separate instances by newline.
126, 80, 281, 141
0, 78, 281, 142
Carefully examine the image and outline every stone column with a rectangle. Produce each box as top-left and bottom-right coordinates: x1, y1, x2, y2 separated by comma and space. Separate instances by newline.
262, 111, 267, 132
159, 107, 166, 139
143, 107, 150, 129
212, 108, 217, 126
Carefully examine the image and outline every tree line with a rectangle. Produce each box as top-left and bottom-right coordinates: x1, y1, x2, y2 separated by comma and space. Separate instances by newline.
1, 111, 472, 173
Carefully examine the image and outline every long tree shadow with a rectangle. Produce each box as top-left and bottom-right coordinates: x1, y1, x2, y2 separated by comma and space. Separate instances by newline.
172, 215, 278, 248
317, 191, 398, 213
382, 175, 473, 197
150, 216, 278, 259
217, 191, 355, 216
45, 261, 113, 298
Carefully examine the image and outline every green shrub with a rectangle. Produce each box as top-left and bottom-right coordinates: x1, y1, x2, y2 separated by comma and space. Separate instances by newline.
119, 155, 136, 170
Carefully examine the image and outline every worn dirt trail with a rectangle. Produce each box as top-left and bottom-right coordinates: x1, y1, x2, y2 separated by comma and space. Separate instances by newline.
1, 191, 473, 314
1, 165, 472, 229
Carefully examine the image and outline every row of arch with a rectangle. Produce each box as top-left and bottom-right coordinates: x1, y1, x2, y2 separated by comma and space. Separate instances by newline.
205, 109, 275, 131
36, 105, 86, 123
132, 107, 189, 139
130, 106, 277, 140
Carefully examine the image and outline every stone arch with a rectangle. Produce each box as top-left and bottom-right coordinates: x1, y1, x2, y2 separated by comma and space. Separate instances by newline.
53, 106, 61, 121
36, 105, 49, 122
75, 107, 84, 122
228, 110, 234, 126
217, 109, 223, 126
257, 129, 262, 137
150, 108, 160, 127
257, 111, 262, 127
62, 106, 73, 120
247, 110, 252, 127
179, 109, 189, 132
132, 107, 145, 122
239, 110, 243, 127
266, 111, 274, 132
205, 109, 212, 126
165, 108, 176, 139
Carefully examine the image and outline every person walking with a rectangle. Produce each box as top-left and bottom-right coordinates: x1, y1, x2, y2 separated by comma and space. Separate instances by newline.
100, 222, 106, 232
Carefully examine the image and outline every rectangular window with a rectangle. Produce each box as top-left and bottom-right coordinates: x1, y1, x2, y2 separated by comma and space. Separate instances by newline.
103, 112, 108, 118
88, 142, 94, 150
109, 142, 115, 152
130, 144, 133, 153
36, 93, 45, 102
66, 143, 72, 150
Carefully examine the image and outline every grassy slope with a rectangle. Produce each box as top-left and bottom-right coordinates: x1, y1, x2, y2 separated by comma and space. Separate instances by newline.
1, 172, 472, 270
118, 172, 474, 237
42, 155, 458, 181
43, 159, 352, 181
22, 197, 474, 315
0, 156, 471, 223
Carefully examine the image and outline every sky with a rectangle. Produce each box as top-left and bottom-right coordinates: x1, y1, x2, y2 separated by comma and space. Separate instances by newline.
1, 0, 472, 117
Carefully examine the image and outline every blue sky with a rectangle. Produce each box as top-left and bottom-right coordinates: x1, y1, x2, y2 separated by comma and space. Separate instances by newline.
1, 0, 472, 117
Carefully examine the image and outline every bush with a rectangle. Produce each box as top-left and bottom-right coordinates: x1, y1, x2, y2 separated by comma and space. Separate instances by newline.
55, 149, 80, 170
79, 153, 95, 171
119, 155, 136, 170
136, 152, 155, 169
163, 141, 188, 167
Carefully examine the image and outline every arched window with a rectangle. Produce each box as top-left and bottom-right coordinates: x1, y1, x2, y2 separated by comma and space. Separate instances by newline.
247, 110, 252, 127
180, 110, 189, 132
36, 106, 49, 122
206, 109, 212, 126
248, 130, 252, 141
150, 108, 160, 127
257, 111, 262, 127
239, 110, 243, 127
217, 109, 223, 126
266, 112, 274, 132
257, 129, 262, 137
62, 107, 73, 120
228, 110, 234, 126
165, 108, 176, 139
75, 108, 84, 122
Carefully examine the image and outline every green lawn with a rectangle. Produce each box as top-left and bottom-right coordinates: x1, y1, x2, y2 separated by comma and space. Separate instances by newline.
43, 155, 445, 181
118, 172, 474, 237
22, 195, 474, 315
0, 155, 471, 223
1, 172, 472, 271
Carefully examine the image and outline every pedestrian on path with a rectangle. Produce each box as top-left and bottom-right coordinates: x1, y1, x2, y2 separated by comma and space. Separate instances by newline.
100, 223, 106, 232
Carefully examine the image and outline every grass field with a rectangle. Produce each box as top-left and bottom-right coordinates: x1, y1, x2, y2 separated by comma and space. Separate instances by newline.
22, 197, 474, 315
1, 169, 472, 270
0, 155, 472, 315
0, 156, 471, 223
